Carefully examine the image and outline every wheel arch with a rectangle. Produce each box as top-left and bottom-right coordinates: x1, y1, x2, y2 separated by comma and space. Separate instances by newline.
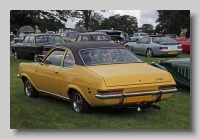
67, 85, 94, 107
21, 74, 38, 91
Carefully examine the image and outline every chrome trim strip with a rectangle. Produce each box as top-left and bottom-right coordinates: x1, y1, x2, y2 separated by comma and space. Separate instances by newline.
37, 89, 70, 101
95, 88, 177, 99
17, 74, 21, 78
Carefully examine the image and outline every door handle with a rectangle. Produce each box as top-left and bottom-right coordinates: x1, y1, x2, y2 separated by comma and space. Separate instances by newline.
54, 71, 58, 74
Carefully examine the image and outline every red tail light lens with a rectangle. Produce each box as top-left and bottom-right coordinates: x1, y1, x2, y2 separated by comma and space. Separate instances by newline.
159, 85, 176, 89
97, 89, 123, 94
41, 46, 46, 51
159, 46, 168, 50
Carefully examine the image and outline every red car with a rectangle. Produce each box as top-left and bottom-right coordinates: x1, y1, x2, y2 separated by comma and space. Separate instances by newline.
75, 32, 114, 43
174, 38, 190, 53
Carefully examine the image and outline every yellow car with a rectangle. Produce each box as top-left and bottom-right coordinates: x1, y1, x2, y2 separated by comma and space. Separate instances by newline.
17, 42, 177, 114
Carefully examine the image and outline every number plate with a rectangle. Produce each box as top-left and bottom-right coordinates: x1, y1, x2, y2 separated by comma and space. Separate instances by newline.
168, 51, 177, 54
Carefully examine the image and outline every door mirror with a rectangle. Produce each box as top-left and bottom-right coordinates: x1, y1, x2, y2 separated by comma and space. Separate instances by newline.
38, 58, 43, 62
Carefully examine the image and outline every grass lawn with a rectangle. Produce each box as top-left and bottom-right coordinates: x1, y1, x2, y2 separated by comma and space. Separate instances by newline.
10, 52, 190, 129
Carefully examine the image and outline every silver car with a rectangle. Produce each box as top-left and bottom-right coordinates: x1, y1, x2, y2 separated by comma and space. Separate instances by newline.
124, 36, 182, 57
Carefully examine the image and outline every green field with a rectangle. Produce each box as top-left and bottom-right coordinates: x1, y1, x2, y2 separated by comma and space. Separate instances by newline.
10, 52, 190, 129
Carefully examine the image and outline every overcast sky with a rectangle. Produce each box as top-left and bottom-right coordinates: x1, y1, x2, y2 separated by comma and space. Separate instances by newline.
65, 10, 159, 29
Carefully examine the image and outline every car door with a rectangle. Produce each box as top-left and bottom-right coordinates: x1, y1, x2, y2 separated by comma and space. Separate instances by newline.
133, 37, 149, 55
58, 49, 76, 98
35, 48, 66, 95
17, 36, 30, 58
25, 36, 35, 59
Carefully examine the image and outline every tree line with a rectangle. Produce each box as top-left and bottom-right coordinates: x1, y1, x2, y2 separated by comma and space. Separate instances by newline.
10, 10, 190, 36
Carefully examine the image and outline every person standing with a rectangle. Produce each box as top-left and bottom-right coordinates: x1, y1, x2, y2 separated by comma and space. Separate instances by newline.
180, 28, 185, 37
35, 25, 41, 34
184, 28, 190, 39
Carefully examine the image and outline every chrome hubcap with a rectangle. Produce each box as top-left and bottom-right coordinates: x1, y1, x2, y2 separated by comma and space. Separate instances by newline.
25, 80, 32, 96
34, 54, 38, 61
147, 49, 153, 57
73, 93, 82, 112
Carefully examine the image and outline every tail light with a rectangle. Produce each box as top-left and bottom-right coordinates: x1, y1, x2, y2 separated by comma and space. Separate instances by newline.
177, 46, 182, 49
97, 89, 123, 94
159, 46, 168, 50
41, 46, 46, 51
159, 85, 176, 90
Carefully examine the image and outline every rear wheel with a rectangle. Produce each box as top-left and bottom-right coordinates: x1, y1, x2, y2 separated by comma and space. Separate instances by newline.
33, 53, 38, 62
71, 91, 92, 114
146, 48, 154, 58
24, 78, 39, 98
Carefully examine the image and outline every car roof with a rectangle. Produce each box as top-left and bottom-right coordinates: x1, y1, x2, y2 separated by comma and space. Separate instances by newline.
79, 32, 107, 35
26, 34, 60, 36
57, 42, 124, 66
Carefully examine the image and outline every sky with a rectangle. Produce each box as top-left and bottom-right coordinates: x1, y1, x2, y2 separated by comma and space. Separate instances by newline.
65, 10, 159, 29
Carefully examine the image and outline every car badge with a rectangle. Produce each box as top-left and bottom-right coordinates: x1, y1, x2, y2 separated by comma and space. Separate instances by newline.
156, 78, 164, 81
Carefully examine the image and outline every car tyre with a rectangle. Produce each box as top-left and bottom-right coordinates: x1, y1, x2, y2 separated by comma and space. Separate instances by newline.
24, 78, 39, 98
14, 51, 20, 59
146, 48, 154, 58
33, 53, 38, 62
71, 91, 92, 114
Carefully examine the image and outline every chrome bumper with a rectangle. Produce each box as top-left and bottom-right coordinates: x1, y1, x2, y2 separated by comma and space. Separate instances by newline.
95, 88, 177, 99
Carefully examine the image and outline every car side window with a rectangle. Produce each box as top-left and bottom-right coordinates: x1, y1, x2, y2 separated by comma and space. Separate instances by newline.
44, 49, 65, 66
146, 38, 151, 44
140, 37, 148, 44
23, 36, 29, 43
63, 50, 75, 67
76, 35, 82, 42
82, 36, 88, 41
28, 36, 35, 43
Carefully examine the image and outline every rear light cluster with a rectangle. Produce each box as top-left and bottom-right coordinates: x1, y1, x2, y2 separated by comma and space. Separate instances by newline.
177, 46, 182, 49
159, 85, 176, 90
41, 46, 46, 51
159, 46, 168, 50
97, 89, 123, 94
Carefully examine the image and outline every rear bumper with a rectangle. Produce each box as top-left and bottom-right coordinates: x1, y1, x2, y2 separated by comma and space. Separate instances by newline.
95, 88, 177, 99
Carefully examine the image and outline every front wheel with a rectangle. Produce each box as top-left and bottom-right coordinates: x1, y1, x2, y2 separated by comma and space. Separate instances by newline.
71, 91, 92, 114
146, 48, 154, 58
24, 78, 39, 98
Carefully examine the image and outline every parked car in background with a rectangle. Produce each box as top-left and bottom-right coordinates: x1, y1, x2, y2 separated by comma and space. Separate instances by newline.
130, 32, 148, 42
95, 29, 125, 44
165, 34, 178, 38
173, 38, 190, 53
11, 34, 65, 61
17, 42, 177, 114
75, 32, 114, 43
60, 31, 80, 42
151, 58, 190, 88
124, 35, 182, 57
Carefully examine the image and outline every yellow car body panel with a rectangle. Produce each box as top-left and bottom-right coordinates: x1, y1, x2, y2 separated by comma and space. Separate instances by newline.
19, 61, 176, 107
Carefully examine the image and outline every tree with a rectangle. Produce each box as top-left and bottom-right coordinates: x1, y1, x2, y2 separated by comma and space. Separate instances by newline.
141, 24, 154, 34
156, 10, 190, 35
10, 10, 67, 32
108, 14, 138, 35
66, 10, 107, 30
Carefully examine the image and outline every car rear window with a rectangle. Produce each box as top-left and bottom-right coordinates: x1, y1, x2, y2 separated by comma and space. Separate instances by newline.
92, 35, 110, 41
79, 48, 143, 66
153, 37, 178, 43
